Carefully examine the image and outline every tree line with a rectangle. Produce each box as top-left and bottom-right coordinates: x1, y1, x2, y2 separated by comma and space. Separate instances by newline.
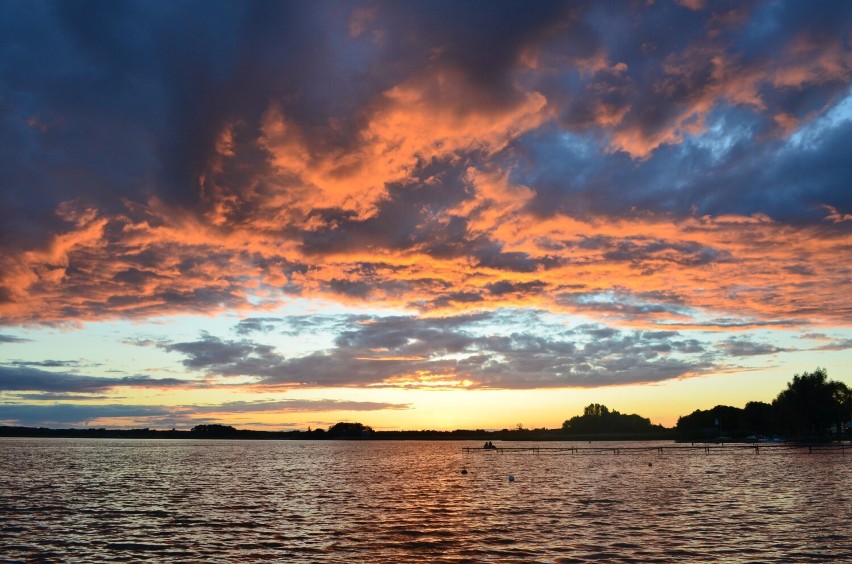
561, 403, 667, 436
1, 368, 847, 441
675, 368, 850, 440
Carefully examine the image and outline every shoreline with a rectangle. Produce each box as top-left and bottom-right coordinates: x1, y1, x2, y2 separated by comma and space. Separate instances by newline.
2, 425, 848, 443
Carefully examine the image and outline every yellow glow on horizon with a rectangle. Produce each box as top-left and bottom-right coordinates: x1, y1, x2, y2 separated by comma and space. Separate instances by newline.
7, 355, 849, 431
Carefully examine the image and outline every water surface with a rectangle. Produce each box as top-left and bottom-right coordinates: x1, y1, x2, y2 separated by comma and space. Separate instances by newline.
1, 438, 849, 562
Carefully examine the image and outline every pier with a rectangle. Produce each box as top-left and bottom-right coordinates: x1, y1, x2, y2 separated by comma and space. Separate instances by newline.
462, 443, 850, 455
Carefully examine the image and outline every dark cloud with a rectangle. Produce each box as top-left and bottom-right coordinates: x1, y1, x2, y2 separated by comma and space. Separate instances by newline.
445, 325, 713, 389
9, 360, 84, 368
158, 312, 717, 389
517, 108, 852, 223
0, 335, 30, 344
159, 332, 282, 375
717, 338, 790, 357
0, 365, 190, 393
294, 153, 485, 251
2, 0, 849, 245
601, 238, 733, 267
0, 403, 171, 427
366, 0, 571, 101
9, 392, 116, 401
191, 399, 409, 414
812, 338, 852, 352
430, 292, 485, 309
0, 0, 567, 236
0, 397, 408, 428
328, 278, 374, 299
486, 280, 547, 296
233, 317, 285, 335
684, 318, 806, 330
512, 0, 852, 222
556, 289, 693, 319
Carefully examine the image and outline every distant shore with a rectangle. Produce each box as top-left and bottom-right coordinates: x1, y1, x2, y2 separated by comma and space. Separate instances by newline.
0, 425, 678, 441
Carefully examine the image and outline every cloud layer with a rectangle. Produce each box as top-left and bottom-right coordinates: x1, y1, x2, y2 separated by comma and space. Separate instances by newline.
153, 312, 717, 389
1, 2, 850, 429
2, 1, 850, 329
0, 398, 408, 428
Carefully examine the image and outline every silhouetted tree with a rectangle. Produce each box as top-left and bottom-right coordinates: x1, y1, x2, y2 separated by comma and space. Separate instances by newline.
584, 403, 610, 417
327, 422, 373, 438
740, 401, 774, 436
675, 405, 742, 439
563, 404, 664, 434
190, 424, 237, 437
772, 368, 851, 438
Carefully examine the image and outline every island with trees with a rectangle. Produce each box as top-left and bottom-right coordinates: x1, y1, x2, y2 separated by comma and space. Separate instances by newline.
1, 368, 849, 441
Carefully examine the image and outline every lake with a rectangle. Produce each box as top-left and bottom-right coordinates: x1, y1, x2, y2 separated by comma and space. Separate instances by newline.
1, 438, 849, 562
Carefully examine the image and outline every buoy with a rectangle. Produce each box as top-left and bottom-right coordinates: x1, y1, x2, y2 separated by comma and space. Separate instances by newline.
508, 474, 515, 482
461, 468, 468, 475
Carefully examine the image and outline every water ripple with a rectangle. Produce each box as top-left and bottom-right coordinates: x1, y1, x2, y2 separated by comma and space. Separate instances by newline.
1, 438, 850, 561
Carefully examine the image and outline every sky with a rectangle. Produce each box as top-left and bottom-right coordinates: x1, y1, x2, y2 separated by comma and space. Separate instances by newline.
1, 0, 851, 431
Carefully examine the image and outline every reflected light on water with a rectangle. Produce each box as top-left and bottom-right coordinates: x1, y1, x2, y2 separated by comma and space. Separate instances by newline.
1, 438, 850, 561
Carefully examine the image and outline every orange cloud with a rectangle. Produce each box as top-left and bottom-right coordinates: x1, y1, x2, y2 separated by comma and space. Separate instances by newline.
258, 69, 547, 219
676, 0, 705, 11
4, 184, 850, 334
2, 37, 850, 331
823, 205, 852, 224
773, 33, 852, 87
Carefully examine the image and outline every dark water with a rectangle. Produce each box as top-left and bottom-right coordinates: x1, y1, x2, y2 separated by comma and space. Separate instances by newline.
1, 439, 849, 562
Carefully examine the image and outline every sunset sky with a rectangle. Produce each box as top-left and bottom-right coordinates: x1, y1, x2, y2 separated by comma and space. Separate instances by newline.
1, 0, 851, 431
